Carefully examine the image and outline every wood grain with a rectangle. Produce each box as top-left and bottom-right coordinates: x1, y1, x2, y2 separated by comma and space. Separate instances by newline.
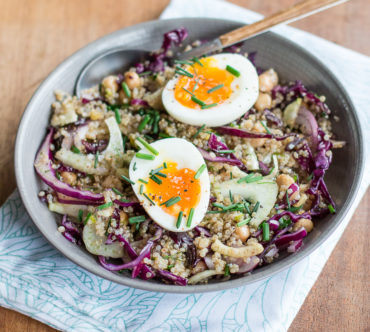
0, 0, 368, 331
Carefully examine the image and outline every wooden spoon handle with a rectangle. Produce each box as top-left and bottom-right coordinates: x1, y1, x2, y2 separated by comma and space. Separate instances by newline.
219, 0, 348, 47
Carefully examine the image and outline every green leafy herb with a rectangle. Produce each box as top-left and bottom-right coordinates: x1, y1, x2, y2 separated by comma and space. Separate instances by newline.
186, 208, 195, 227
121, 82, 131, 98
71, 145, 81, 154
136, 137, 159, 156
112, 188, 123, 196
237, 174, 263, 184
138, 178, 148, 184
192, 57, 203, 67
121, 175, 135, 185
207, 84, 224, 93
150, 174, 162, 185
262, 222, 270, 241
136, 152, 155, 160
176, 211, 183, 229
143, 193, 155, 205
161, 196, 181, 207
194, 164, 206, 179
328, 204, 336, 213
237, 217, 251, 227
129, 215, 146, 224
97, 201, 113, 210
138, 114, 151, 132
191, 96, 206, 106
226, 65, 240, 77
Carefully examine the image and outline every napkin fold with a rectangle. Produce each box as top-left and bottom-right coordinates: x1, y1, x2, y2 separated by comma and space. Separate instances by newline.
1, 0, 369, 331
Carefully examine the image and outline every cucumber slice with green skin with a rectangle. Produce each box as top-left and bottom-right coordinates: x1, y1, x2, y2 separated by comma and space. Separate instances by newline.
55, 116, 123, 175
49, 202, 88, 218
83, 220, 123, 258
283, 98, 302, 128
215, 180, 278, 228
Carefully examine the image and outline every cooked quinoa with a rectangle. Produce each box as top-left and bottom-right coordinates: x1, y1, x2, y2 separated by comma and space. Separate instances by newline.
34, 28, 343, 286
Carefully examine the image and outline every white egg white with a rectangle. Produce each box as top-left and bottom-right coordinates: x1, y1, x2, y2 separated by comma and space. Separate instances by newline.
129, 138, 210, 232
162, 53, 259, 127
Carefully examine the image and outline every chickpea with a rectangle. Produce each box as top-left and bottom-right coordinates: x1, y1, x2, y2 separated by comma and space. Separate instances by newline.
235, 225, 250, 242
61, 171, 77, 186
259, 69, 278, 92
102, 175, 122, 191
293, 218, 314, 233
124, 71, 141, 89
249, 121, 266, 148
276, 174, 295, 191
102, 75, 119, 93
254, 93, 272, 111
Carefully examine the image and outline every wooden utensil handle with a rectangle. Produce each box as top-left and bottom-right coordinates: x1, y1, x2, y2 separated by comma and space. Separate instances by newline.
219, 0, 347, 47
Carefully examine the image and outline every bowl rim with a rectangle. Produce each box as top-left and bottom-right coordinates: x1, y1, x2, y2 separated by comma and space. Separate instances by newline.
14, 17, 365, 294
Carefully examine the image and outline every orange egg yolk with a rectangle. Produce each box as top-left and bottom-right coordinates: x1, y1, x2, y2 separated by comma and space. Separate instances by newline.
174, 57, 235, 109
144, 162, 201, 216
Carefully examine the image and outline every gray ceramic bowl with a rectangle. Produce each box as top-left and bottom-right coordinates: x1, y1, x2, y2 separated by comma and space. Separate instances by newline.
15, 18, 364, 293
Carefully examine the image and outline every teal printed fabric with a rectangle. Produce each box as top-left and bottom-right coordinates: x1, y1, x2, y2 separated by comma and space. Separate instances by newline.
0, 1, 369, 331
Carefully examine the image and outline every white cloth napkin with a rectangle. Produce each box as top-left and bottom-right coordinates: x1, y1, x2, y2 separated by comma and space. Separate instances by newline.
0, 1, 369, 331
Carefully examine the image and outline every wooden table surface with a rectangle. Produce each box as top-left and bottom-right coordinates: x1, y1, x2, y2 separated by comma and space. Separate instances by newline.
0, 0, 368, 331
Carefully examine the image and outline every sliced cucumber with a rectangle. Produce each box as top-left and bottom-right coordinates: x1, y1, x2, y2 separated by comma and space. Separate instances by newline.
283, 98, 302, 128
83, 220, 123, 258
215, 179, 278, 228
55, 117, 123, 175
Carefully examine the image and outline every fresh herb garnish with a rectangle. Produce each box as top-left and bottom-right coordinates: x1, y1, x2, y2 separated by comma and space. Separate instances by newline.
71, 145, 81, 154
260, 120, 271, 134
224, 264, 230, 276
194, 164, 206, 179
94, 151, 99, 169
138, 178, 148, 184
252, 201, 260, 213
237, 174, 263, 184
83, 212, 92, 225
186, 208, 195, 227
237, 217, 251, 227
136, 152, 155, 160
139, 184, 144, 194
121, 82, 131, 98
121, 175, 135, 185
136, 137, 159, 156
176, 211, 183, 229
182, 87, 195, 97
201, 103, 218, 109
97, 201, 113, 210
129, 215, 146, 224
226, 65, 240, 77
138, 114, 151, 132
191, 96, 206, 106
105, 218, 112, 236
328, 204, 336, 213
207, 84, 224, 93
112, 188, 123, 196
192, 124, 206, 139
262, 222, 270, 241
161, 196, 181, 207
143, 193, 155, 205
78, 209, 83, 223
138, 71, 152, 77
150, 174, 162, 185
122, 135, 127, 153
114, 108, 121, 124
192, 57, 203, 67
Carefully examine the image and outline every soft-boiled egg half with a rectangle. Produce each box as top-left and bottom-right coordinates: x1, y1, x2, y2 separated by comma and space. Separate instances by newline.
129, 137, 210, 232
162, 53, 259, 127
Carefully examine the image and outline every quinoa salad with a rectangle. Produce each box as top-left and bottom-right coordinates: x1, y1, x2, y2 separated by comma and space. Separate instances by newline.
34, 28, 344, 285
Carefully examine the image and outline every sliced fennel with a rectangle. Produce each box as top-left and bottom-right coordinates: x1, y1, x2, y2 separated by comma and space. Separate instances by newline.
55, 117, 123, 175
49, 202, 88, 217
283, 98, 301, 128
214, 178, 278, 228
83, 220, 123, 258
244, 144, 259, 171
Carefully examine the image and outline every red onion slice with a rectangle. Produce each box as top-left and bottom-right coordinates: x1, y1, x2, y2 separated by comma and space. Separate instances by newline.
34, 129, 104, 202
296, 106, 318, 149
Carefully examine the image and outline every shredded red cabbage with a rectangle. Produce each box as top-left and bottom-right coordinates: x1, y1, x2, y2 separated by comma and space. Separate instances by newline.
264, 109, 282, 127
61, 214, 81, 245
157, 269, 187, 286
216, 126, 294, 141
275, 227, 307, 248
81, 139, 108, 154
198, 147, 246, 168
131, 98, 149, 107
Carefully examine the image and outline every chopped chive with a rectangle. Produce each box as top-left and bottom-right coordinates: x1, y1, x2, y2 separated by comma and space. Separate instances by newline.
328, 204, 336, 213
167, 264, 175, 270
151, 166, 164, 174
176, 211, 183, 228
112, 188, 123, 196
192, 57, 203, 67
174, 59, 193, 65
288, 204, 303, 213
94, 151, 99, 169
252, 201, 260, 213
207, 84, 224, 93
133, 162, 137, 171
226, 65, 240, 77
192, 124, 206, 139
120, 198, 131, 203
175, 66, 194, 78
136, 137, 159, 156
136, 152, 155, 160
194, 164, 206, 179
71, 145, 81, 154
224, 264, 230, 276
237, 217, 251, 227
217, 149, 235, 154
175, 70, 193, 78
163, 162, 168, 168
152, 113, 160, 134
191, 96, 206, 106
182, 87, 195, 97
55, 171, 61, 180
105, 218, 112, 236
201, 103, 218, 109
159, 132, 174, 138
229, 190, 234, 203
139, 184, 144, 194
122, 135, 127, 153
230, 172, 233, 179
237, 174, 263, 184
114, 108, 121, 124
213, 202, 226, 210
243, 199, 251, 214
262, 222, 270, 241
260, 121, 271, 134
121, 175, 135, 185
293, 174, 298, 182
83, 212, 92, 225
150, 174, 162, 185
78, 209, 83, 223
144, 134, 154, 141
138, 114, 151, 132
286, 191, 291, 210
138, 71, 152, 77
161, 196, 181, 207
206, 210, 228, 214
143, 193, 155, 205
192, 79, 199, 92
156, 172, 167, 178
186, 208, 195, 227
148, 115, 154, 127
121, 82, 131, 98
97, 201, 113, 210
129, 215, 146, 224
307, 173, 313, 181
138, 178, 148, 184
